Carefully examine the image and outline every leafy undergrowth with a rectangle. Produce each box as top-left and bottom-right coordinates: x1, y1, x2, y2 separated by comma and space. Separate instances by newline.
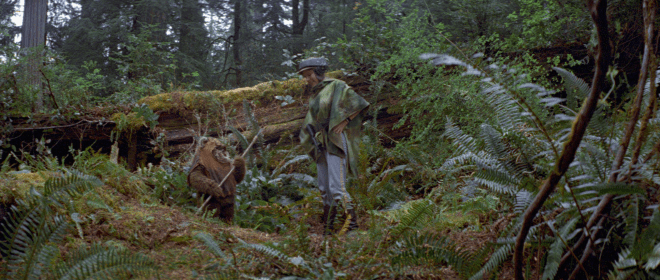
0, 153, 503, 279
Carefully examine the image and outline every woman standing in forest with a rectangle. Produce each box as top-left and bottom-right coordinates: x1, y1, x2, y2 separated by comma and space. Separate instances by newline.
298, 57, 370, 235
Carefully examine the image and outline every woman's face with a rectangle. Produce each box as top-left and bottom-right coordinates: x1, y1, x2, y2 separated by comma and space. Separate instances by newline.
301, 68, 320, 88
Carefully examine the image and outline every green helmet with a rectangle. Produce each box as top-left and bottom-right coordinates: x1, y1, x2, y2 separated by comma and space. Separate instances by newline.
297, 57, 328, 74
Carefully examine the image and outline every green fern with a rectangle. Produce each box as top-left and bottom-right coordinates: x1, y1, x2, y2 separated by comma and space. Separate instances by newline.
553, 67, 589, 111
621, 194, 640, 247
239, 240, 311, 273
391, 232, 487, 278
0, 171, 152, 280
388, 199, 434, 240
469, 243, 513, 280
542, 217, 579, 280
52, 243, 153, 280
195, 232, 229, 260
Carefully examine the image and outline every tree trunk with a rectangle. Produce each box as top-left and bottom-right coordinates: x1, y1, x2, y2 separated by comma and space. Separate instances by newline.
179, 0, 208, 85
21, 0, 48, 112
232, 0, 242, 87
292, 0, 309, 35
291, 0, 309, 55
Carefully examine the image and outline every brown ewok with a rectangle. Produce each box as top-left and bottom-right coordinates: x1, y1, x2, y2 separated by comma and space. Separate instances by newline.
187, 137, 246, 223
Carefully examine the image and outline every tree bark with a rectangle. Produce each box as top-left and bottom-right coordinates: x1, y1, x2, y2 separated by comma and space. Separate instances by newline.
21, 0, 48, 111
232, 0, 242, 87
513, 0, 611, 279
292, 0, 309, 35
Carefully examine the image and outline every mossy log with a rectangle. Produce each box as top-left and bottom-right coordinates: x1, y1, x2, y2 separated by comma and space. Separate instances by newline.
139, 71, 404, 157
1, 71, 409, 168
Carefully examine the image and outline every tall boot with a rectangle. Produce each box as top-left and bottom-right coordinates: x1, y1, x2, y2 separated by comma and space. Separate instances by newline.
324, 206, 337, 236
347, 208, 359, 232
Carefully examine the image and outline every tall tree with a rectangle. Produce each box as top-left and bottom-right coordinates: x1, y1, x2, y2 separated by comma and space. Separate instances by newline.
21, 0, 48, 111
292, 0, 309, 35
0, 0, 19, 46
178, 0, 210, 87
291, 0, 309, 54
231, 0, 242, 86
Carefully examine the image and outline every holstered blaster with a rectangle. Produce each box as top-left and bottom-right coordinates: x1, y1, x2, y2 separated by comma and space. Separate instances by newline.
306, 124, 322, 157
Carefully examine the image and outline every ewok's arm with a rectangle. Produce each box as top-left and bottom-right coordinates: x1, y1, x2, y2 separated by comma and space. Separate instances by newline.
188, 166, 232, 197
232, 156, 246, 184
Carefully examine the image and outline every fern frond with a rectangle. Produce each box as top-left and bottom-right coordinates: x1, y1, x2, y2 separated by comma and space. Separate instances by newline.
575, 182, 644, 197
632, 209, 660, 260
389, 199, 434, 240
239, 242, 310, 272
553, 67, 589, 110
487, 90, 526, 131
441, 151, 498, 172
42, 171, 103, 208
469, 243, 513, 280
391, 232, 487, 278
272, 155, 311, 175
1, 202, 50, 278
621, 194, 640, 247
54, 243, 153, 280
277, 173, 316, 186
229, 125, 249, 150
514, 190, 534, 214
241, 242, 289, 261
195, 232, 228, 260
443, 118, 480, 155
367, 165, 408, 192
542, 218, 579, 280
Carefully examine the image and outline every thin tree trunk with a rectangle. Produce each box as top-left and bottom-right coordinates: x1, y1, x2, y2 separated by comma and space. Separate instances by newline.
232, 0, 242, 87
564, 1, 656, 278
292, 0, 309, 35
21, 0, 48, 111
291, 0, 309, 55
513, 0, 611, 279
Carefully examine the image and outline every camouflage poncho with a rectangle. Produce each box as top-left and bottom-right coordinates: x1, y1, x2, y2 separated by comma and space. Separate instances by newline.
300, 78, 370, 177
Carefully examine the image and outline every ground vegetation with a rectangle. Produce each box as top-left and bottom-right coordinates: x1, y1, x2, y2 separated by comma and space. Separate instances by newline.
1, 0, 660, 279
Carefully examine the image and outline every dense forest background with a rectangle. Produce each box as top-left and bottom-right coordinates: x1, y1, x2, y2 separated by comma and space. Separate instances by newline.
2, 0, 660, 279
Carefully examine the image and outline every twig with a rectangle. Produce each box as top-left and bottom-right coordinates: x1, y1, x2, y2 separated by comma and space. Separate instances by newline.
197, 129, 262, 214
38, 69, 59, 110
11, 120, 114, 131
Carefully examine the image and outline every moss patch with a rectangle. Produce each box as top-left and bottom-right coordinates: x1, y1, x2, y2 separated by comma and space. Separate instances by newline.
111, 112, 148, 133
139, 71, 346, 116
0, 171, 51, 203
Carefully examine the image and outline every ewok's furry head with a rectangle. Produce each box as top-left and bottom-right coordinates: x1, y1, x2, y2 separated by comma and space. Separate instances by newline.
192, 137, 232, 182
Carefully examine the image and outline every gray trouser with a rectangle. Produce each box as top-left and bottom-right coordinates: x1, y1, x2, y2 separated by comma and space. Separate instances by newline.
316, 133, 353, 209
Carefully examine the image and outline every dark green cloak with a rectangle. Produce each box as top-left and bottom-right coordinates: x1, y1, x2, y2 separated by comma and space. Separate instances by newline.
300, 78, 370, 177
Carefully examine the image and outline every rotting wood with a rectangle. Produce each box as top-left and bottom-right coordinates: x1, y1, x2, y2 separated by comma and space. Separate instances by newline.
1, 73, 409, 166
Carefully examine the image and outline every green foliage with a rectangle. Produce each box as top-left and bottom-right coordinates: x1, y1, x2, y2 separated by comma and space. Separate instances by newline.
108, 28, 176, 102
52, 243, 153, 280
425, 44, 660, 278
350, 137, 410, 210
505, 0, 589, 49
139, 159, 196, 206
542, 217, 578, 280
391, 232, 487, 278
0, 171, 152, 280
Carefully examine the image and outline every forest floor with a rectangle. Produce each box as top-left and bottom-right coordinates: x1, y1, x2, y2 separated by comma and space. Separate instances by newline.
20, 176, 507, 279
64, 182, 511, 279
